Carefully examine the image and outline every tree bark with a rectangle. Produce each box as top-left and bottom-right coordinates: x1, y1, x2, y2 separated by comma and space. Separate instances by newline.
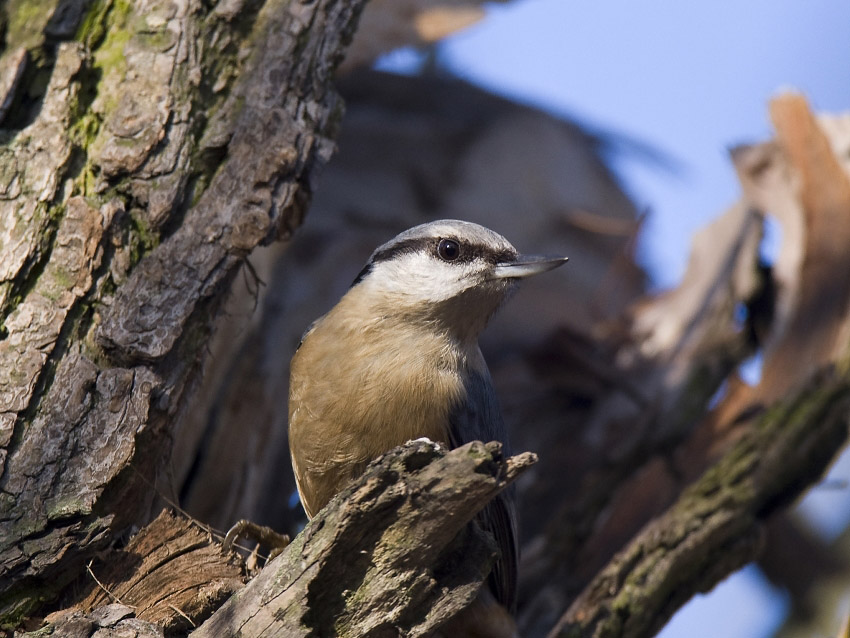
0, 0, 364, 625
515, 94, 850, 637
194, 440, 534, 638
38, 441, 533, 637
551, 371, 850, 638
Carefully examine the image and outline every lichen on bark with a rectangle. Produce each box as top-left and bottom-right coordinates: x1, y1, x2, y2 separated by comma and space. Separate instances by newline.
0, 0, 366, 627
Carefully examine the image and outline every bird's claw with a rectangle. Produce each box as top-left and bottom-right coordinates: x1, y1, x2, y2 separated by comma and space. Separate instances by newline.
222, 519, 291, 561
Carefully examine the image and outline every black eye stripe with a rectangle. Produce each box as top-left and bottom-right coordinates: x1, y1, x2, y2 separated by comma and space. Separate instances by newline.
369, 237, 432, 265
371, 237, 516, 264
463, 244, 516, 265
352, 236, 517, 286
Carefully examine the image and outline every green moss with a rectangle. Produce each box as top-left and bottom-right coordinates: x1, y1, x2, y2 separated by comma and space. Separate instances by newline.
93, 21, 130, 78
0, 587, 49, 631
75, 0, 112, 49
44, 267, 74, 301
69, 111, 101, 148
679, 376, 849, 519
130, 212, 159, 253
47, 200, 65, 223
46, 494, 90, 520
80, 0, 132, 125
5, 0, 55, 52
73, 164, 99, 198
16, 624, 52, 637
77, 0, 134, 70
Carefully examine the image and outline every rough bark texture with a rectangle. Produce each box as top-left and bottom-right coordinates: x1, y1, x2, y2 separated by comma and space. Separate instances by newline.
35, 605, 165, 638
76, 509, 244, 635
0, 0, 364, 626
35, 441, 533, 637
512, 94, 850, 638
551, 372, 850, 638
194, 440, 535, 638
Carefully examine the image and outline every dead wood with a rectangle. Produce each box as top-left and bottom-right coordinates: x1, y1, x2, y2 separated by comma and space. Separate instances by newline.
192, 439, 536, 638
539, 93, 850, 638
517, 197, 764, 637
32, 441, 534, 637
550, 370, 850, 638
38, 605, 164, 638
3, 0, 850, 634
76, 509, 244, 635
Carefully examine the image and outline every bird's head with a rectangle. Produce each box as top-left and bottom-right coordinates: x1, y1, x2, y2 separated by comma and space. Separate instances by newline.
348, 220, 568, 342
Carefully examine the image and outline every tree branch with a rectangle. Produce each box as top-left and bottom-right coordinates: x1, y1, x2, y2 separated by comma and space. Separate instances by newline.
519, 92, 850, 638
551, 370, 850, 638
194, 440, 536, 638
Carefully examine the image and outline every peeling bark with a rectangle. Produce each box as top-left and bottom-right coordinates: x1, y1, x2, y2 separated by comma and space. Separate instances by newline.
517, 198, 764, 636
33, 441, 534, 638
532, 94, 850, 638
77, 509, 244, 635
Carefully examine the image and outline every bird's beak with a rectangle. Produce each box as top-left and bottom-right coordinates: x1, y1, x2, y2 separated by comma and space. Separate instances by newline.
492, 255, 569, 279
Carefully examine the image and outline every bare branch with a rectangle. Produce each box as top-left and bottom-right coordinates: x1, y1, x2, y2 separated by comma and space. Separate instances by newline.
550, 370, 850, 638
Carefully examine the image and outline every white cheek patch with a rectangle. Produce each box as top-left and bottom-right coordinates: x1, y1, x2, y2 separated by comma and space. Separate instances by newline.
369, 253, 480, 303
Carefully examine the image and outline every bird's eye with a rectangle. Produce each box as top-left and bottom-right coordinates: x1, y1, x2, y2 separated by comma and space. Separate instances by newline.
437, 239, 461, 261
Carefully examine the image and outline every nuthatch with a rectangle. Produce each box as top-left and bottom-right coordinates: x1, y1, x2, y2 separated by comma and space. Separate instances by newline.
288, 219, 568, 611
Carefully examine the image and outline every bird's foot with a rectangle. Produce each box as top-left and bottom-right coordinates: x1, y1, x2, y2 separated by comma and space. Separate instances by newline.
222, 519, 291, 565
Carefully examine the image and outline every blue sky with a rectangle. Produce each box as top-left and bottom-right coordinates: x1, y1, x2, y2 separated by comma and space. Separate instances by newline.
434, 0, 850, 289
379, 1, 850, 636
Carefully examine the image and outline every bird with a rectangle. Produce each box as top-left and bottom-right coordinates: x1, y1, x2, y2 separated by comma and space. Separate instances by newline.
288, 219, 568, 613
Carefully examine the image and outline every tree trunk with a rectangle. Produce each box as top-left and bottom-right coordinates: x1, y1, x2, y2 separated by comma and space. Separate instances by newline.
0, 0, 364, 625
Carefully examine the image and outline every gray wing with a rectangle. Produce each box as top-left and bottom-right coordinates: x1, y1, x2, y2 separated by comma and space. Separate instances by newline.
448, 365, 518, 612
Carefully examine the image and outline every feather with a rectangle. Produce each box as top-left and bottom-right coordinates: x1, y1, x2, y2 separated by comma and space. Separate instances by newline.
447, 360, 518, 612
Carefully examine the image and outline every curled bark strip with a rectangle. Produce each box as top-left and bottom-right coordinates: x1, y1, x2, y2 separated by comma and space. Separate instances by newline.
549, 93, 850, 638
